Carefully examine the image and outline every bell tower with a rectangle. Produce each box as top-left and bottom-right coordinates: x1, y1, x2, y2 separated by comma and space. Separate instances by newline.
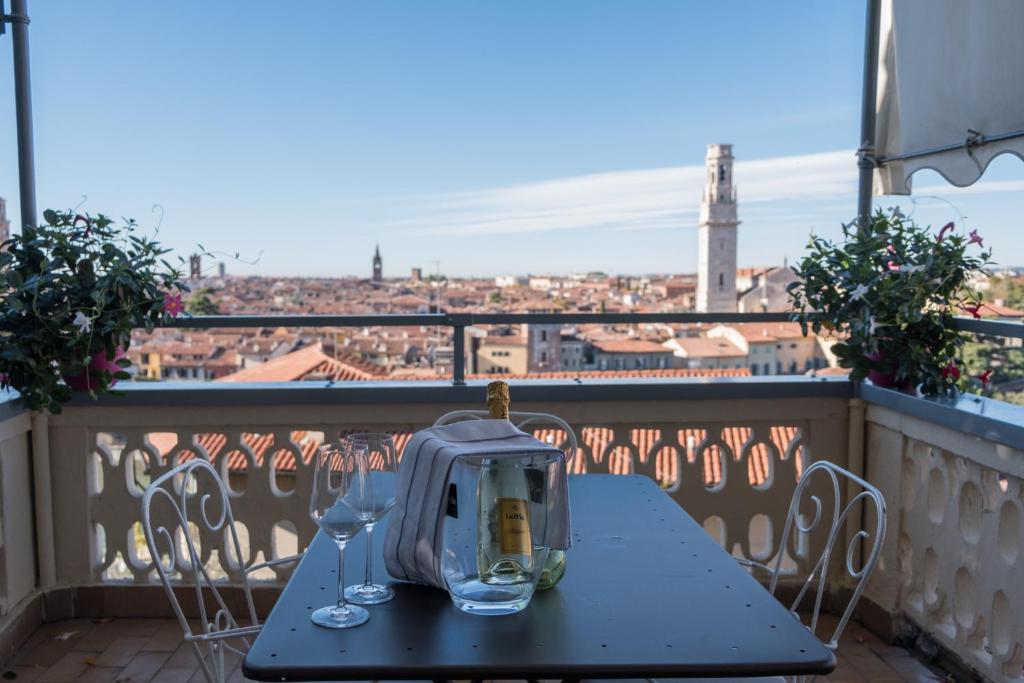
696, 144, 739, 313
372, 244, 383, 282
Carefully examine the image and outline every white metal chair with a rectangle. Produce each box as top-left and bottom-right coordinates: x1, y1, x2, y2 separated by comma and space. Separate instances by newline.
646, 460, 887, 683
432, 409, 578, 466
141, 459, 303, 683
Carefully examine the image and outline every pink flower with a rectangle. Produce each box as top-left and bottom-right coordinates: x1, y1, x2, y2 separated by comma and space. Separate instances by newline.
968, 229, 984, 247
937, 222, 955, 241
977, 369, 993, 388
961, 303, 983, 319
887, 261, 901, 272
886, 244, 896, 254
941, 362, 960, 381
163, 291, 184, 317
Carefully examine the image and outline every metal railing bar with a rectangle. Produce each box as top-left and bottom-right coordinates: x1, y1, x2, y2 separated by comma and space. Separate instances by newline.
160, 311, 794, 330
951, 316, 1024, 339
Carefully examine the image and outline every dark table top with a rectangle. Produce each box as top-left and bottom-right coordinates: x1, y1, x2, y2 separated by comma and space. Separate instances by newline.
243, 474, 835, 680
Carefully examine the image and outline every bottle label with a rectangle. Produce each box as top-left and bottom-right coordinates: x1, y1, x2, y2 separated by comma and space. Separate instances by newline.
498, 497, 531, 554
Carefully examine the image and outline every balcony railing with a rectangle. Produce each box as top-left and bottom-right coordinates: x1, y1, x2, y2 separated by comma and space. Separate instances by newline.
0, 311, 1021, 681
158, 310, 1022, 384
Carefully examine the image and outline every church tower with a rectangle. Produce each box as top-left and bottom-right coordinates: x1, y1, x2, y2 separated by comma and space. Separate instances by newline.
372, 244, 383, 282
696, 144, 739, 313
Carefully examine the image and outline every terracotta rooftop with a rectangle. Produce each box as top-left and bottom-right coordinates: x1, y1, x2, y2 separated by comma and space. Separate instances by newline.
669, 337, 747, 358
216, 343, 386, 382
718, 322, 807, 342
980, 302, 1024, 318
590, 339, 672, 354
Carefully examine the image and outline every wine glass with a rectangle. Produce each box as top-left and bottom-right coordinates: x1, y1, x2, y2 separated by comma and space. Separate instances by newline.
309, 441, 373, 628
343, 433, 399, 605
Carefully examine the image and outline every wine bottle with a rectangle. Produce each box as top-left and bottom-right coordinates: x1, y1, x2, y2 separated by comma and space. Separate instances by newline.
476, 381, 567, 589
477, 381, 534, 584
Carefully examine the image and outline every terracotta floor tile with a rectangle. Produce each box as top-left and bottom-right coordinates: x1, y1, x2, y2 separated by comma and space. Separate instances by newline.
36, 653, 100, 683
95, 637, 150, 669
113, 651, 170, 683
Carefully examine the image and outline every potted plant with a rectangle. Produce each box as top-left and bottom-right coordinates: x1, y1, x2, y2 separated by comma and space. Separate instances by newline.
0, 209, 189, 413
787, 208, 992, 396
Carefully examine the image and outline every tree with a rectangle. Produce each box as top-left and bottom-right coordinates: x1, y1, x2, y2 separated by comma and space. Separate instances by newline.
186, 288, 221, 315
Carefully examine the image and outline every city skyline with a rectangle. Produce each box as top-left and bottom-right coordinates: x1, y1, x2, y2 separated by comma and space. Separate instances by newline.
1, 2, 1023, 278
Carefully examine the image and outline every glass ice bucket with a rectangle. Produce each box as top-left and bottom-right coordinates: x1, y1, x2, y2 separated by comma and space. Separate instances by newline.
441, 452, 559, 615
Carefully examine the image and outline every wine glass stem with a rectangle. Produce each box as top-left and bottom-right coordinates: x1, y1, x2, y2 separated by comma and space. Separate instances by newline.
363, 522, 375, 587
336, 540, 349, 610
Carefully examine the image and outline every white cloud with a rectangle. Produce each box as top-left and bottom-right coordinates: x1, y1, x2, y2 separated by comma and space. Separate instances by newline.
369, 149, 858, 237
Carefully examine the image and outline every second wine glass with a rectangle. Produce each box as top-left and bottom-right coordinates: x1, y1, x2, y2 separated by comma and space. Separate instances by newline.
309, 441, 373, 628
343, 432, 399, 605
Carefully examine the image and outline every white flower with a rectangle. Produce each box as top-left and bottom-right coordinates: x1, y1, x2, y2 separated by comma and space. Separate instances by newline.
850, 284, 870, 301
72, 312, 92, 334
867, 316, 879, 336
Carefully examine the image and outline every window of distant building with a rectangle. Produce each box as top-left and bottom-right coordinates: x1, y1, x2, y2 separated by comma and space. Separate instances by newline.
751, 364, 758, 375
790, 343, 797, 349
763, 363, 770, 375
541, 351, 547, 363
540, 330, 547, 342
777, 361, 783, 374
718, 273, 724, 291
789, 360, 797, 373
719, 166, 726, 182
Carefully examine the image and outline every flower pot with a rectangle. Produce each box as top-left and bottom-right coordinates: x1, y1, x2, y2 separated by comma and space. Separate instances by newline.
63, 348, 127, 391
865, 350, 915, 392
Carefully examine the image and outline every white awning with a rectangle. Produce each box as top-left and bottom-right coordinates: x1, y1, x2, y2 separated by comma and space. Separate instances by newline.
873, 0, 1024, 195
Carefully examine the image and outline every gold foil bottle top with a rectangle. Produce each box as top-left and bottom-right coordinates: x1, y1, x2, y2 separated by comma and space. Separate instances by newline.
486, 380, 510, 420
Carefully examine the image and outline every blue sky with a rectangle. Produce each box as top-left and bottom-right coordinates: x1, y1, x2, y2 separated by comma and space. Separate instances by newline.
0, 2, 1020, 277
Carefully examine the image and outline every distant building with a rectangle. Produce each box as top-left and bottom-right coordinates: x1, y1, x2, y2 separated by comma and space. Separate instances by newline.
560, 335, 590, 370
707, 322, 829, 375
218, 262, 226, 278
589, 339, 674, 371
0, 197, 9, 244
477, 335, 528, 374
737, 266, 799, 312
662, 337, 747, 370
529, 276, 559, 291
372, 245, 383, 282
697, 144, 739, 313
189, 254, 202, 280
495, 275, 528, 288
410, 267, 422, 281
524, 324, 562, 372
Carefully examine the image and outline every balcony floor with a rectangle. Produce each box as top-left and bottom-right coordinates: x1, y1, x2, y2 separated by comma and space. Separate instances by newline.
2, 614, 944, 683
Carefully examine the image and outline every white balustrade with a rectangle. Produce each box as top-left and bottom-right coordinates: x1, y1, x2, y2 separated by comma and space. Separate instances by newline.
866, 405, 1024, 683
44, 394, 852, 588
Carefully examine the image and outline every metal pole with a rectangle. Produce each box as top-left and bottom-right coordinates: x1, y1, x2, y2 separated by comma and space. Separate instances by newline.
8, 0, 37, 229
452, 323, 466, 386
856, 0, 882, 232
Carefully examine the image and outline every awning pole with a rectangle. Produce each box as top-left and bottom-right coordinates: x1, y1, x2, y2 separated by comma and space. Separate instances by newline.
5, 0, 37, 229
856, 0, 883, 232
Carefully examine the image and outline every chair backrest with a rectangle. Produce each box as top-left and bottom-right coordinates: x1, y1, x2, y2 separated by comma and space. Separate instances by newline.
433, 410, 578, 466
141, 459, 261, 683
767, 460, 886, 650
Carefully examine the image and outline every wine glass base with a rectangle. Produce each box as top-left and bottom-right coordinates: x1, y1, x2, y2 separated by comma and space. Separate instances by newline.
311, 604, 369, 629
344, 583, 395, 605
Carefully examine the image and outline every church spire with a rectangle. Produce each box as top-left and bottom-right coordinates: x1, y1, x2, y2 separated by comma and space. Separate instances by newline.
372, 244, 383, 282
